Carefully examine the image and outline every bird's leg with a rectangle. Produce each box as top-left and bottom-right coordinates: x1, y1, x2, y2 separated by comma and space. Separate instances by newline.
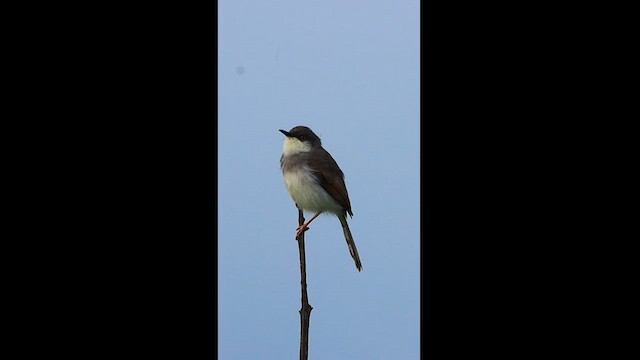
296, 211, 323, 237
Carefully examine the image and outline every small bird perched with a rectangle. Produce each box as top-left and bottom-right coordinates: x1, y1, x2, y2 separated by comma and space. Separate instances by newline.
279, 126, 362, 272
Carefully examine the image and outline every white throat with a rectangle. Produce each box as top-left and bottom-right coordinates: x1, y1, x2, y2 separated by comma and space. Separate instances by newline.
282, 137, 312, 155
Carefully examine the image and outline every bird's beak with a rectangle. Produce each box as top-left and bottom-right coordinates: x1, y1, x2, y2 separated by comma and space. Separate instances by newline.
279, 129, 292, 137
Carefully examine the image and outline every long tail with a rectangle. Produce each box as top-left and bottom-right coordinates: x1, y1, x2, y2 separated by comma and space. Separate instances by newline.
339, 215, 362, 272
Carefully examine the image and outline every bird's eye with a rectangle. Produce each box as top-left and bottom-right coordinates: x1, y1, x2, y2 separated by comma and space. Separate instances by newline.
299, 135, 306, 141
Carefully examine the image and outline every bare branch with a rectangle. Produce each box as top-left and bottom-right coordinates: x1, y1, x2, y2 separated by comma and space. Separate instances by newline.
296, 208, 313, 360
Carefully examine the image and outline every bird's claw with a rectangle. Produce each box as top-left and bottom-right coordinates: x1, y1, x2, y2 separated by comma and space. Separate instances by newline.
295, 225, 310, 238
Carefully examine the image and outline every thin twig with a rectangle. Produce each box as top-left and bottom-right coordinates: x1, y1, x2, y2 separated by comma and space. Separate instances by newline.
296, 208, 313, 360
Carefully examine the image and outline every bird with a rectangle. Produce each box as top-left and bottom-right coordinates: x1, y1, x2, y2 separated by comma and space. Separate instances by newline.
279, 126, 362, 272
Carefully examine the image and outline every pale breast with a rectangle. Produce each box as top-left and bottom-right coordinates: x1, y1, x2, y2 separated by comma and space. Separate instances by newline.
283, 166, 342, 214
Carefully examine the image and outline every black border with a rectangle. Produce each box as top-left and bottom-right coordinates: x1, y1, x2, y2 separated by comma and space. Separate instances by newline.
40, 2, 219, 358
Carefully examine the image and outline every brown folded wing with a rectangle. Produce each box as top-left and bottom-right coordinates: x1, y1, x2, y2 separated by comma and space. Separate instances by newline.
308, 148, 353, 217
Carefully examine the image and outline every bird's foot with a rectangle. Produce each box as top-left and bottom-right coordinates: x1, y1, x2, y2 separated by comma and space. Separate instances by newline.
295, 224, 310, 238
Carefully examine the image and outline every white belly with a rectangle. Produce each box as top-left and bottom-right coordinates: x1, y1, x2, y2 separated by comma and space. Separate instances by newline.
283, 167, 342, 214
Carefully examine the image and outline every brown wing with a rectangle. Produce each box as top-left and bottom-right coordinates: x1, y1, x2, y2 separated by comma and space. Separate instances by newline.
307, 148, 353, 217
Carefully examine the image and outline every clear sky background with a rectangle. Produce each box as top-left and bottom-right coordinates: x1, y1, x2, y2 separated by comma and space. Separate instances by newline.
218, 1, 420, 358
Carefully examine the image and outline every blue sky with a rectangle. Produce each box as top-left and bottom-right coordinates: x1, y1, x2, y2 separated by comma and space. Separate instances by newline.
218, 1, 420, 358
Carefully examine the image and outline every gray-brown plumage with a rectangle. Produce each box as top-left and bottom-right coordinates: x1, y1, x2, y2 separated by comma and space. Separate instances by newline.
279, 126, 362, 271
